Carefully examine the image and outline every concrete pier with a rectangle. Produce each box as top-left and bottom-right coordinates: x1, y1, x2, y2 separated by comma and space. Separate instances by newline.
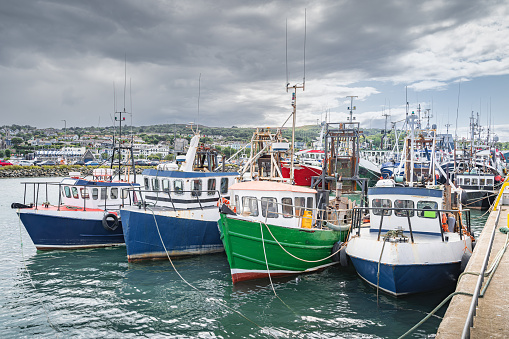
437, 205, 509, 338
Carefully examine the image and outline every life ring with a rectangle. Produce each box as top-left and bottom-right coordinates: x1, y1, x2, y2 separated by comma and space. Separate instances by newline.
102, 213, 119, 231
216, 197, 230, 207
441, 213, 449, 232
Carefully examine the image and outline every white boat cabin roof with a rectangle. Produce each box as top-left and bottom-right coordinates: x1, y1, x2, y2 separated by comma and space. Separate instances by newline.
229, 181, 317, 194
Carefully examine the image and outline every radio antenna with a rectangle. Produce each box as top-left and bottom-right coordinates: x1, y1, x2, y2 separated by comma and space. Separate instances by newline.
303, 8, 306, 88
197, 73, 201, 134
286, 18, 289, 87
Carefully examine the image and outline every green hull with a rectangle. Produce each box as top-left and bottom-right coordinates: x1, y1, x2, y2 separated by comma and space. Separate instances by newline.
218, 214, 348, 283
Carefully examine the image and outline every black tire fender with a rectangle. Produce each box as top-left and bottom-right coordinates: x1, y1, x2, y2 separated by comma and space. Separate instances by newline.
102, 213, 119, 231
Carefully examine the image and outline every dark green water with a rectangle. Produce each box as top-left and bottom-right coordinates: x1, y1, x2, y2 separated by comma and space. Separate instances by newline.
1, 178, 488, 338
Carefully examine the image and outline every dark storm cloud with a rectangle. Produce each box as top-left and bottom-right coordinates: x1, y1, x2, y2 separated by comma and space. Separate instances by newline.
0, 0, 507, 132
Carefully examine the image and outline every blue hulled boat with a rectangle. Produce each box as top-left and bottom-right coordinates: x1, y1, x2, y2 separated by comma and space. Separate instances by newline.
119, 133, 238, 261
346, 112, 474, 296
14, 168, 140, 250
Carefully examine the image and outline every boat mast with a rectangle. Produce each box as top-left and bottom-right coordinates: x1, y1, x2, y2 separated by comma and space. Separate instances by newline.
285, 9, 306, 183
287, 83, 304, 182
408, 111, 417, 187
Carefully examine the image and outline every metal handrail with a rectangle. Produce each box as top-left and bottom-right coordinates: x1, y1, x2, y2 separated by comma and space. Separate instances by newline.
461, 207, 501, 338
352, 206, 470, 242
20, 180, 139, 212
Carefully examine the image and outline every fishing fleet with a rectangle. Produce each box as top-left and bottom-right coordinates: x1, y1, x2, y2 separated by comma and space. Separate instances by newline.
11, 77, 507, 300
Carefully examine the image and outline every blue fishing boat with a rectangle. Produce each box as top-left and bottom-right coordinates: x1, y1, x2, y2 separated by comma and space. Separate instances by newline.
346, 112, 475, 296
14, 168, 140, 250
346, 180, 473, 295
119, 132, 238, 261
12, 109, 140, 250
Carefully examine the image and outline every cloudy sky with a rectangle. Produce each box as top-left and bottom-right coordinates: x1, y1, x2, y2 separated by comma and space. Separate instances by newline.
2, 0, 509, 140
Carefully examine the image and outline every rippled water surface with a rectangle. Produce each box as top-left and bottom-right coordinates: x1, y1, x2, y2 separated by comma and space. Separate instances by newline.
0, 177, 488, 338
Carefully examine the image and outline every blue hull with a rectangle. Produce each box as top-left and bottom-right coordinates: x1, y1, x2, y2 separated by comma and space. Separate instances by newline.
120, 209, 224, 262
18, 213, 124, 250
349, 256, 461, 296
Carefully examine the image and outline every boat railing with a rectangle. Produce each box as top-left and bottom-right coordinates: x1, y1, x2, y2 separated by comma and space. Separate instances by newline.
125, 187, 225, 212
231, 196, 351, 231
20, 181, 139, 213
351, 206, 471, 243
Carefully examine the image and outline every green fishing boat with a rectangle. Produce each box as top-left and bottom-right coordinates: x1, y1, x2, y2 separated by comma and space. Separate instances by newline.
218, 180, 349, 283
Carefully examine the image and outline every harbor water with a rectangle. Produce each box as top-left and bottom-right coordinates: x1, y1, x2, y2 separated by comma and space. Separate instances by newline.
0, 177, 488, 338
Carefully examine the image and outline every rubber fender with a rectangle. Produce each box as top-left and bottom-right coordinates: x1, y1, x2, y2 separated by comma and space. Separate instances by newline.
11, 202, 33, 209
461, 251, 472, 272
339, 247, 348, 267
102, 213, 119, 231
331, 241, 343, 262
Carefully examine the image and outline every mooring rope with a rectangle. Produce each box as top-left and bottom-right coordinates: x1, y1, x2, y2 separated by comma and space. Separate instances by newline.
17, 212, 60, 336
376, 236, 389, 307
259, 220, 347, 263
259, 221, 296, 315
398, 222, 509, 338
145, 208, 264, 330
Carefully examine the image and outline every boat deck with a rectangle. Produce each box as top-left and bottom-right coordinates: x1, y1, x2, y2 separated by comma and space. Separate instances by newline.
436, 206, 509, 338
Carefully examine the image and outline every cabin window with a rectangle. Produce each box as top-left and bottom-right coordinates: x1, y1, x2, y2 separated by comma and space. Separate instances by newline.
71, 187, 79, 199
242, 196, 259, 216
394, 200, 414, 217
144, 177, 150, 190
471, 178, 478, 186
100, 188, 108, 200
282, 197, 293, 218
220, 178, 229, 194
162, 179, 170, 192
80, 188, 90, 199
63, 186, 71, 198
486, 178, 493, 185
371, 199, 392, 216
480, 178, 485, 186
207, 178, 216, 196
121, 188, 129, 199
307, 197, 314, 210
295, 197, 305, 217
464, 178, 470, 185
261, 197, 278, 218
110, 188, 118, 199
191, 179, 202, 196
152, 179, 160, 191
174, 180, 184, 195
417, 201, 438, 218
91, 188, 99, 200
235, 195, 240, 212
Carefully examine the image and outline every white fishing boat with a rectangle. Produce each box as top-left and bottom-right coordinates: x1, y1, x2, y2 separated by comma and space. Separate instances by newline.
346, 112, 475, 296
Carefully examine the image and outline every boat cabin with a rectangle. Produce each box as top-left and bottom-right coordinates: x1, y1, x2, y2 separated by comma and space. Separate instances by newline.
141, 168, 238, 209
456, 173, 496, 190
368, 180, 445, 235
228, 181, 318, 229
59, 169, 139, 210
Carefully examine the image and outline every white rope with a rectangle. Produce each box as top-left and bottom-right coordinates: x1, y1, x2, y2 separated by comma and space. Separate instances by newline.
260, 220, 347, 263
144, 207, 263, 329
259, 222, 295, 314
17, 212, 60, 335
